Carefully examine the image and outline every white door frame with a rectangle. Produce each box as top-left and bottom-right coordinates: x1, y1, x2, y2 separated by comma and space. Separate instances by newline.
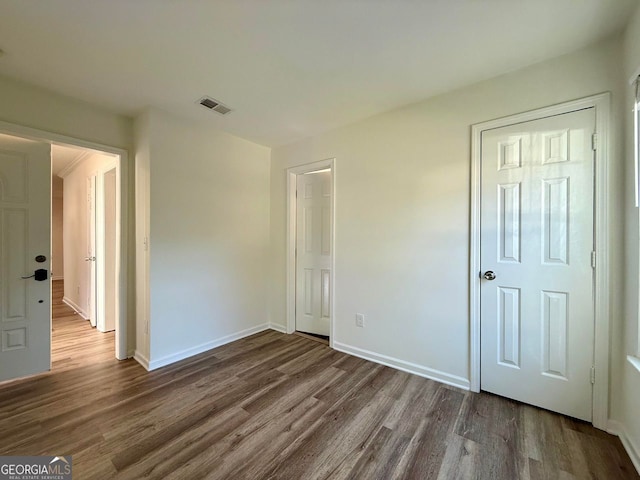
286, 158, 336, 347
0, 120, 130, 361
470, 92, 611, 429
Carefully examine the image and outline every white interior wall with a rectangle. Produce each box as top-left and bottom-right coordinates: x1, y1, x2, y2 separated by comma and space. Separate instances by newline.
62, 153, 119, 317
143, 108, 271, 368
0, 75, 131, 150
619, 3, 640, 467
270, 37, 624, 391
51, 176, 64, 280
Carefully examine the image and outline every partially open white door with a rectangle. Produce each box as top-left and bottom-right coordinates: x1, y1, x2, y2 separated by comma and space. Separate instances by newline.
96, 166, 116, 333
295, 171, 331, 336
0, 135, 51, 382
87, 175, 97, 327
480, 108, 595, 421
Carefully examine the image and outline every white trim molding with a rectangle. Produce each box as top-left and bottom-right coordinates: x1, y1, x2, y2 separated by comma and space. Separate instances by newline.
608, 420, 640, 475
57, 150, 92, 178
134, 325, 289, 371
133, 351, 150, 371
470, 93, 611, 430
146, 324, 271, 371
268, 323, 287, 334
628, 355, 640, 374
334, 341, 470, 390
286, 158, 336, 348
62, 296, 89, 320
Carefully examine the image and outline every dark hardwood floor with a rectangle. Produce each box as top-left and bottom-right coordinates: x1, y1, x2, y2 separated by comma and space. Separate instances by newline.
0, 280, 637, 479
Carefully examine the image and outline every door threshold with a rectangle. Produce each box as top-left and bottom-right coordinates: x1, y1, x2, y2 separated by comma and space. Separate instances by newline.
294, 331, 329, 346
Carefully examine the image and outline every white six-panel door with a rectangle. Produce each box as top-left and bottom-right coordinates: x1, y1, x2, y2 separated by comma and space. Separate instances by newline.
480, 108, 595, 421
0, 135, 51, 382
295, 171, 331, 336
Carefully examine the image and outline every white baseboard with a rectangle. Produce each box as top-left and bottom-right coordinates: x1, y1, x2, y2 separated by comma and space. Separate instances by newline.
62, 296, 89, 320
333, 341, 470, 391
133, 350, 150, 371
126, 349, 136, 359
147, 323, 270, 371
269, 323, 287, 333
608, 420, 640, 474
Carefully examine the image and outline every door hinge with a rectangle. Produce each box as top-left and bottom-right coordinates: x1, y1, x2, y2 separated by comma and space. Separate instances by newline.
591, 251, 596, 269
590, 366, 596, 384
591, 133, 597, 151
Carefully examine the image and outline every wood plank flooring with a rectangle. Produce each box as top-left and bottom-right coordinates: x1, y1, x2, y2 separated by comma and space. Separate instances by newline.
51, 280, 116, 370
0, 280, 636, 479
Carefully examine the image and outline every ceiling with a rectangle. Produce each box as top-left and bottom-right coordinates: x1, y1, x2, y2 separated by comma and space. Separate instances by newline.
0, 1, 635, 147
51, 143, 89, 176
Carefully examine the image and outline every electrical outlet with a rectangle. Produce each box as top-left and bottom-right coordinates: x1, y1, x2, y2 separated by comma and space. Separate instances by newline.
356, 313, 365, 327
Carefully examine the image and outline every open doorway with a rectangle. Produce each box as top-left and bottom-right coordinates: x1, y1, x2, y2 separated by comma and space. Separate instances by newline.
0, 123, 128, 383
51, 144, 120, 368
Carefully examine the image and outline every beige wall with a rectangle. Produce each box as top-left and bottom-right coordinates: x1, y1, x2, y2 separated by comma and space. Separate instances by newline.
139, 109, 271, 367
270, 37, 624, 390
51, 176, 64, 279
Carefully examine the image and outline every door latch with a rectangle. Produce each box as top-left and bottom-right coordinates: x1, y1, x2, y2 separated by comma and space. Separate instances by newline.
21, 269, 48, 281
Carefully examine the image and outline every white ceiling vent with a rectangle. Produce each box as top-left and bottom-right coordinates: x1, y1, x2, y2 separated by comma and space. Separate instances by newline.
198, 96, 232, 115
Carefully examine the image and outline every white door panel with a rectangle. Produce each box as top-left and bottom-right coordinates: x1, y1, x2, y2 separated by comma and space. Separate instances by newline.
480, 108, 595, 421
0, 135, 51, 382
296, 171, 331, 336
98, 168, 117, 333
88, 175, 97, 327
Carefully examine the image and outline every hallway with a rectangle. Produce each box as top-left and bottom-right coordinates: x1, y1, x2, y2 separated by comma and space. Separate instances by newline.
51, 279, 115, 371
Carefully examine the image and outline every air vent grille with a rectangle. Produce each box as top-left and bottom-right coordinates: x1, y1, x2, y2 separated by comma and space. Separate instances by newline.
200, 97, 218, 109
213, 105, 231, 115
198, 96, 232, 115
